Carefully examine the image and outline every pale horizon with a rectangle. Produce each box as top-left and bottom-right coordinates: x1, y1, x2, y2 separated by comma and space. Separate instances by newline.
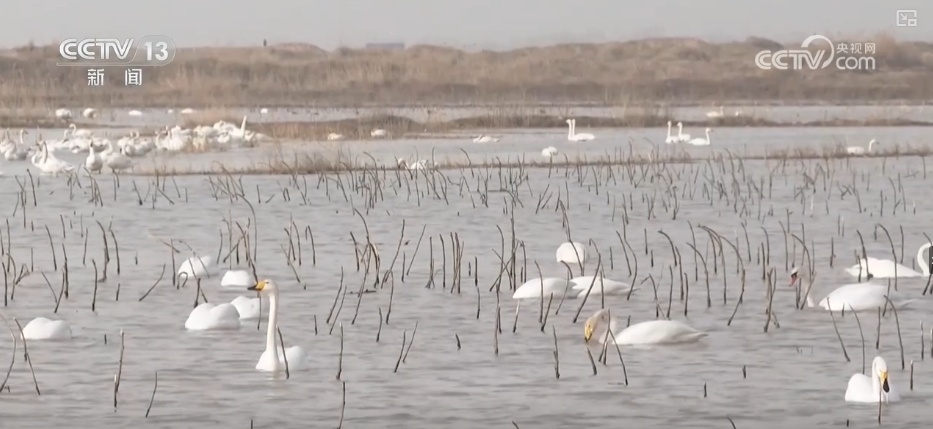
1, 0, 929, 50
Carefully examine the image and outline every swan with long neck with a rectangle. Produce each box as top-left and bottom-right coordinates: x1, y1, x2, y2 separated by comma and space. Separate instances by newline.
676, 122, 691, 142
566, 119, 595, 142
844, 242, 932, 279
248, 279, 307, 372
845, 356, 900, 403
789, 267, 914, 311
688, 128, 712, 146
584, 308, 706, 345
664, 121, 678, 144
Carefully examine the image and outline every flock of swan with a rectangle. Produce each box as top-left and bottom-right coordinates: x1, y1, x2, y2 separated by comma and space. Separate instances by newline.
0, 117, 270, 176
663, 121, 713, 146
504, 240, 933, 404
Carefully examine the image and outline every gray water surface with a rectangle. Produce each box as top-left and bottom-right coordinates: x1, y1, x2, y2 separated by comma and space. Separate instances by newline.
1, 128, 932, 428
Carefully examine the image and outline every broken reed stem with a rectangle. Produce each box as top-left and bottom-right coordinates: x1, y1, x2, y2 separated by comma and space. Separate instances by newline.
114, 329, 125, 411
12, 318, 40, 395
393, 330, 407, 373
145, 371, 158, 417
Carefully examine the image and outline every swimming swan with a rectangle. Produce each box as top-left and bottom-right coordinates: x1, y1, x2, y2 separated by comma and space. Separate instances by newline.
789, 268, 914, 312
845, 356, 900, 403
556, 242, 587, 265
664, 121, 678, 144
249, 279, 307, 372
846, 139, 878, 156
541, 146, 558, 157
185, 302, 241, 330
566, 119, 595, 142
511, 277, 576, 299
570, 276, 635, 298
584, 309, 706, 345
177, 255, 214, 280
844, 243, 931, 279
688, 128, 712, 146
21, 317, 72, 340
676, 122, 691, 143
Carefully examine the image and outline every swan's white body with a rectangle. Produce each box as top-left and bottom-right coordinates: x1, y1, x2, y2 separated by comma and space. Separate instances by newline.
844, 243, 931, 279
230, 296, 262, 319
688, 128, 712, 146
706, 106, 724, 118
664, 121, 679, 144
846, 139, 877, 155
512, 277, 575, 299
790, 269, 914, 312
327, 133, 345, 141
249, 280, 307, 372
221, 270, 254, 288
1, 130, 30, 161
32, 142, 76, 176
676, 122, 691, 143
570, 276, 635, 297
845, 356, 900, 403
82, 108, 98, 119
555, 242, 587, 265
85, 146, 103, 173
54, 108, 73, 120
180, 108, 195, 114
185, 303, 241, 330
473, 135, 499, 143
177, 255, 214, 280
21, 317, 72, 340
371, 129, 387, 138
541, 146, 558, 157
585, 309, 706, 345
128, 110, 143, 116
566, 119, 595, 142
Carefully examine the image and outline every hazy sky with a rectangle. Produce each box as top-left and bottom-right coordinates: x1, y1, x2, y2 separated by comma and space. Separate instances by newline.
3, 0, 930, 49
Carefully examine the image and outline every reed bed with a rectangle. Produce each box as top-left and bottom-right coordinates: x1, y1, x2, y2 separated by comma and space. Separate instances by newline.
1, 35, 932, 108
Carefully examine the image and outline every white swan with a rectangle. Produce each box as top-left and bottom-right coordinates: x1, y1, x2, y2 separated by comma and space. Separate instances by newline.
473, 135, 499, 143
584, 309, 707, 345
664, 121, 678, 144
541, 146, 558, 158
688, 128, 712, 146
82, 108, 98, 119
85, 146, 103, 173
184, 302, 241, 330
248, 279, 307, 372
21, 317, 72, 340
2, 130, 29, 161
570, 276, 635, 298
706, 106, 724, 118
566, 119, 595, 142
511, 277, 576, 299
221, 269, 254, 288
789, 268, 915, 312
231, 296, 261, 319
845, 243, 931, 279
177, 255, 214, 280
103, 143, 134, 173
846, 139, 878, 156
327, 132, 345, 141
128, 110, 143, 117
180, 108, 195, 114
32, 142, 76, 176
555, 242, 587, 265
54, 108, 73, 120
371, 129, 388, 138
676, 122, 691, 143
845, 356, 900, 403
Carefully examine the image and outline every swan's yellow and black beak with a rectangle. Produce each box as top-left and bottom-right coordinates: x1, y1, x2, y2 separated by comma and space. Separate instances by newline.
584, 321, 594, 343
880, 370, 890, 393
248, 280, 266, 292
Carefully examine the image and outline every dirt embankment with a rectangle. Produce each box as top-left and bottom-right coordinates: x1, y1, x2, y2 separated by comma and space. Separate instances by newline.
0, 35, 931, 108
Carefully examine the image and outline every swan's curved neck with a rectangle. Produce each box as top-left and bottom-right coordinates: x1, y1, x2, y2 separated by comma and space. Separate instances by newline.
677, 123, 683, 134
19, 130, 25, 145
266, 292, 280, 359
917, 245, 931, 276
706, 129, 711, 142
567, 121, 574, 138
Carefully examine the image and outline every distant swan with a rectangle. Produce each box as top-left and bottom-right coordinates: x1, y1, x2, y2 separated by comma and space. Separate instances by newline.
584, 309, 706, 345
566, 119, 595, 142
706, 106, 724, 118
845, 356, 900, 403
177, 255, 214, 280
371, 129, 388, 138
185, 303, 241, 330
541, 146, 558, 157
676, 122, 691, 143
249, 279, 307, 372
21, 317, 72, 340
664, 121, 678, 144
473, 135, 499, 143
789, 267, 914, 312
327, 133, 345, 141
846, 139, 877, 156
556, 242, 587, 265
844, 242, 931, 279
570, 276, 635, 297
688, 128, 712, 146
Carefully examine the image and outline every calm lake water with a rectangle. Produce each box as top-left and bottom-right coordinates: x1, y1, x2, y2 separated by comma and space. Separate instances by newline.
1, 126, 933, 428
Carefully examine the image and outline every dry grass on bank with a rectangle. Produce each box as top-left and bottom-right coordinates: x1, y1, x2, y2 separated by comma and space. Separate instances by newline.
1, 35, 932, 108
